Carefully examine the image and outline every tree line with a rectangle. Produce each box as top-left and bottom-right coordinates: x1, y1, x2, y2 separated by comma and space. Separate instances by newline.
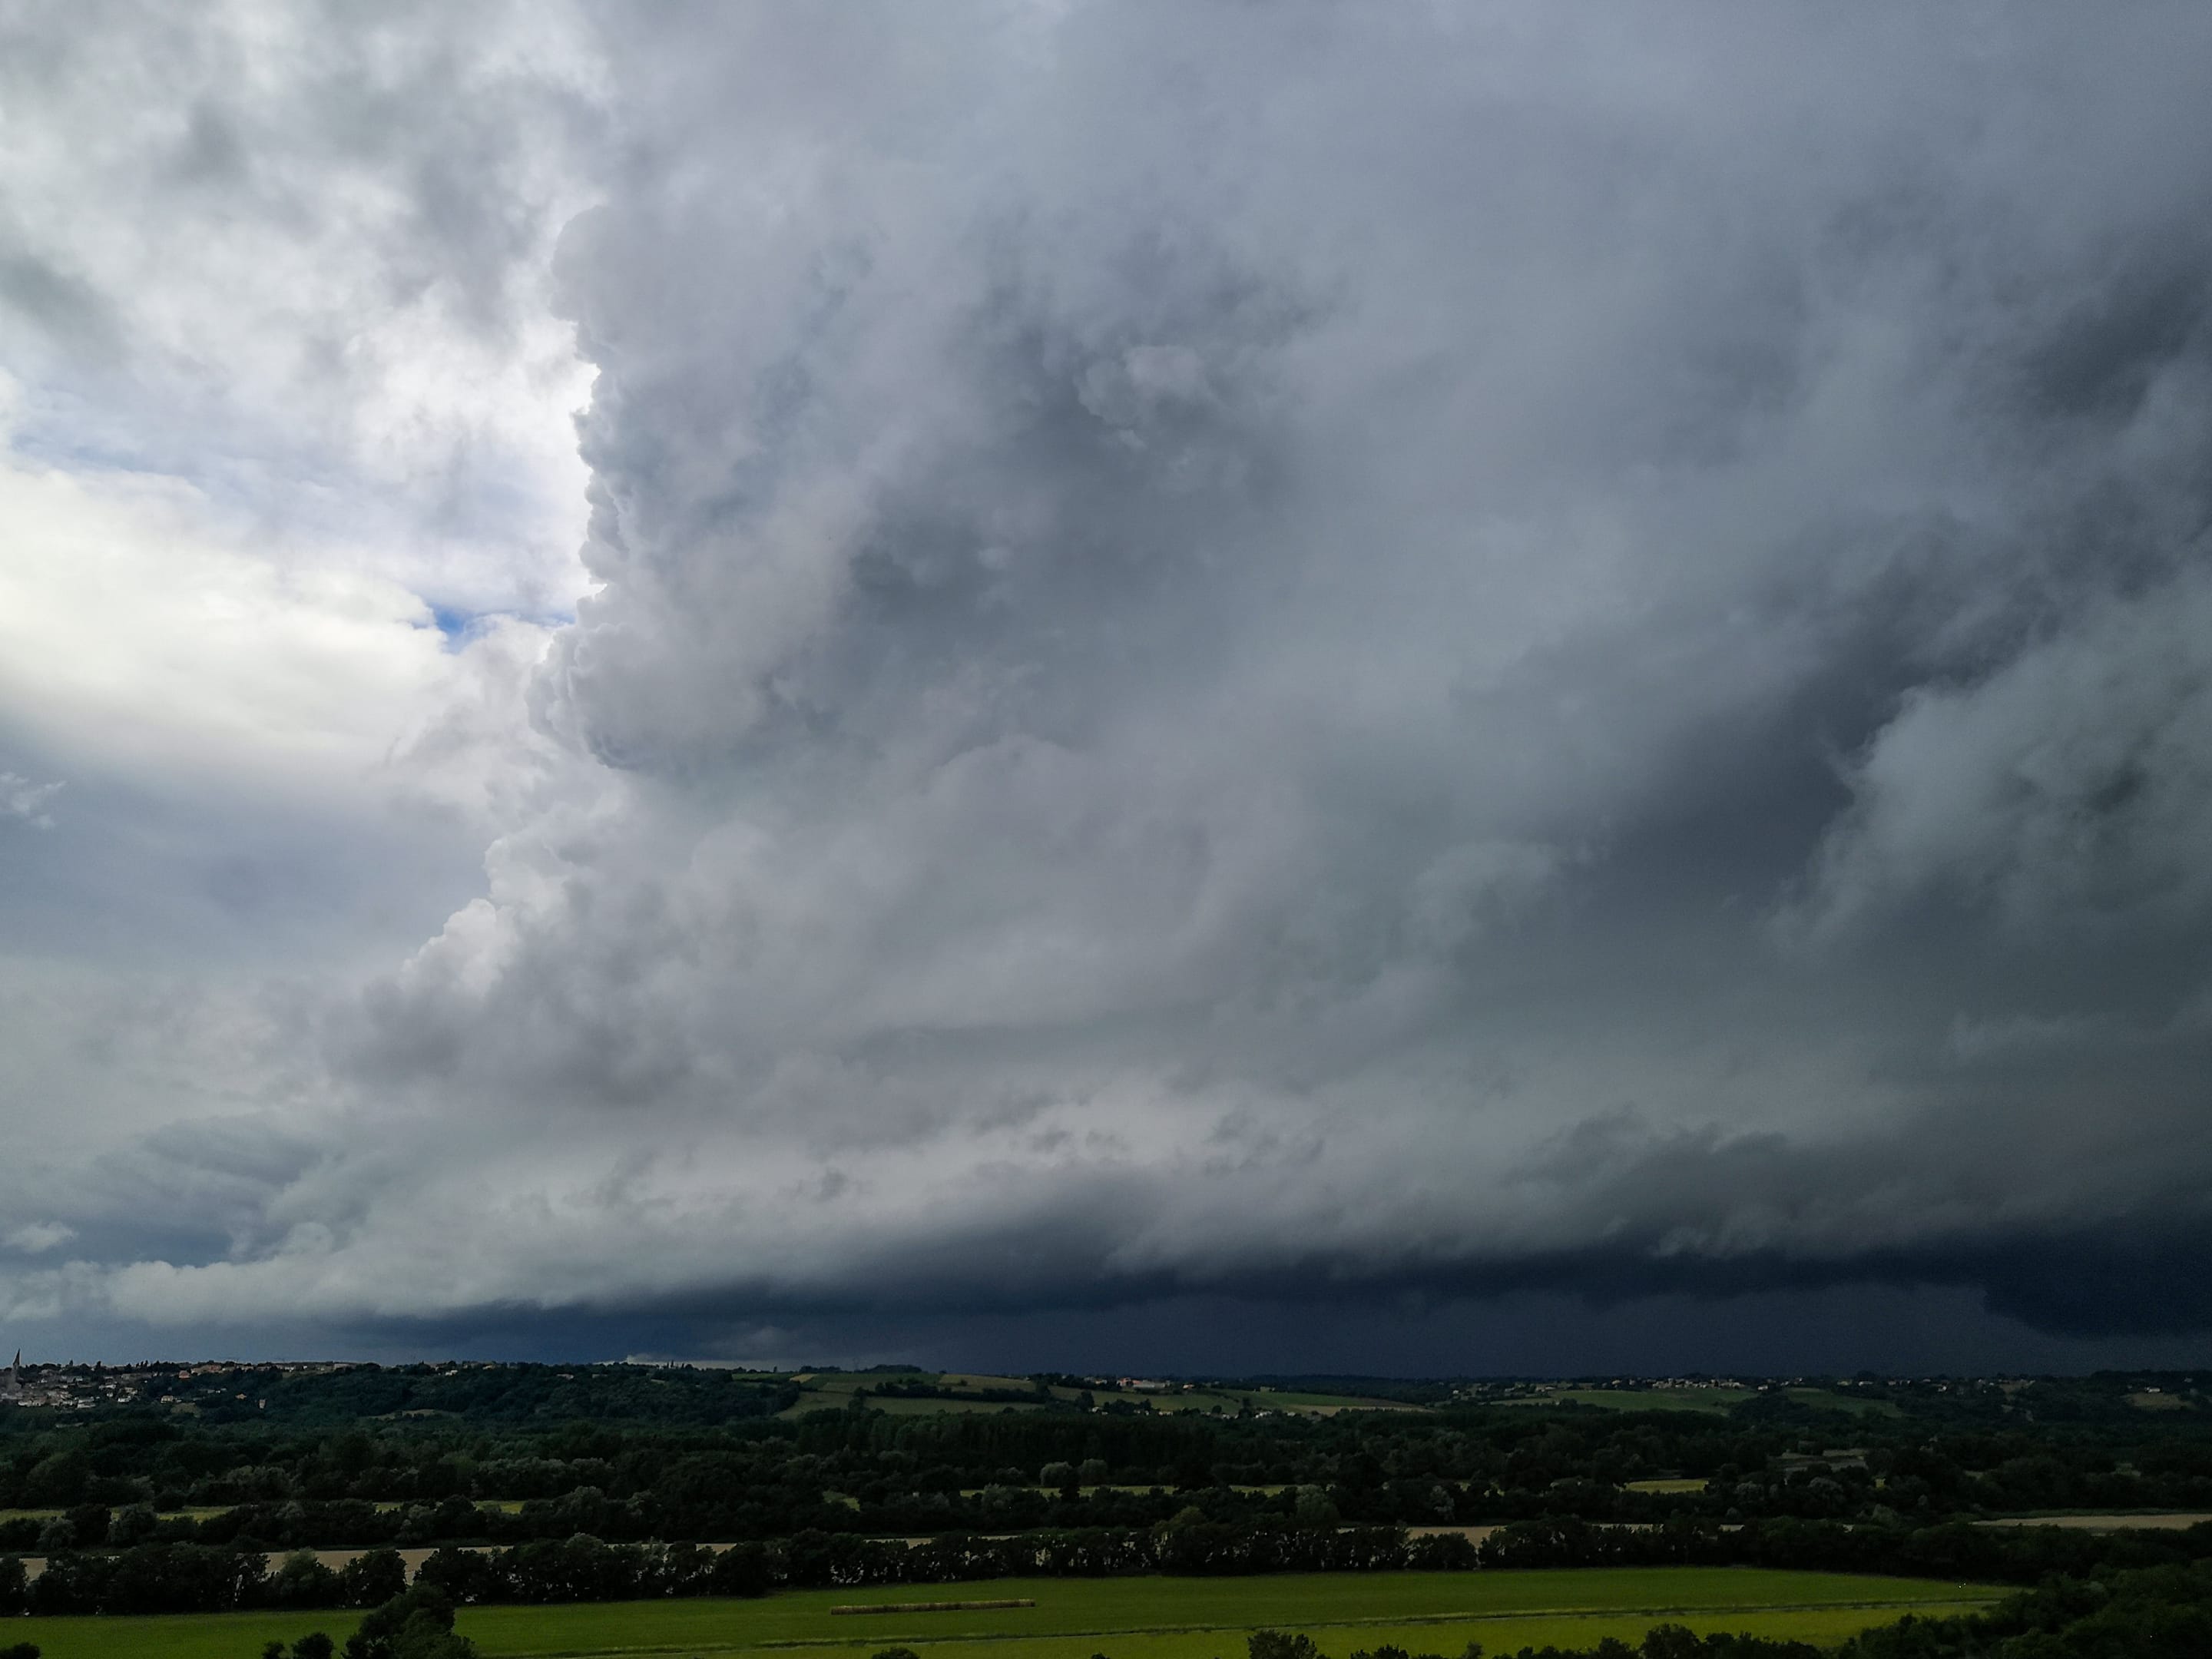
9, 1391, 2212, 1545
12, 1512, 2212, 1620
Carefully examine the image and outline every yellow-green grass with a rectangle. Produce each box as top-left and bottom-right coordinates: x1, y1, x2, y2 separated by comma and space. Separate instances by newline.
2128, 1392, 2193, 1412
1496, 1386, 1892, 1419
9, 1565, 2006, 1659
1224, 1389, 1419, 1413
780, 1375, 1054, 1420
1624, 1479, 1708, 1494
1088, 1392, 1242, 1414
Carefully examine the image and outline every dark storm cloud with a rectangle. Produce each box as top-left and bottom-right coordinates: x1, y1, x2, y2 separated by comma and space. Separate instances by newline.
11, 2, 2212, 1366
279, 2, 2212, 1357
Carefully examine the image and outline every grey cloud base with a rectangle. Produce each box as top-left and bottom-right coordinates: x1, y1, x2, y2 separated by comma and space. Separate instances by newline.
9, 3, 2212, 1367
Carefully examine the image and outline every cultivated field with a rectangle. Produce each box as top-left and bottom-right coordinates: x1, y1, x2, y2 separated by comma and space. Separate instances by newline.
8, 1565, 2006, 1659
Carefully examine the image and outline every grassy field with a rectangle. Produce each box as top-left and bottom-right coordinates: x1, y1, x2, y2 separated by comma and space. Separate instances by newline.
2128, 1391, 2194, 1412
8, 1566, 2007, 1659
1495, 1386, 1889, 1419
1624, 1479, 1709, 1494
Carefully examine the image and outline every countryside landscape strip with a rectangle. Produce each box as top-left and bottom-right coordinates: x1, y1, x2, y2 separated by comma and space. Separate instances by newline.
748, 1598, 2003, 1647
828, 1599, 1038, 1614
0, 1568, 2012, 1659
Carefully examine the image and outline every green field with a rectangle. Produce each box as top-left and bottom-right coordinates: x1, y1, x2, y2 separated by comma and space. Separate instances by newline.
1495, 1386, 1890, 1419
8, 1566, 2005, 1659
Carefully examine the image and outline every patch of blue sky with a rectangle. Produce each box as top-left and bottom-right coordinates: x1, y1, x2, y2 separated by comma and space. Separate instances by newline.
421, 603, 575, 649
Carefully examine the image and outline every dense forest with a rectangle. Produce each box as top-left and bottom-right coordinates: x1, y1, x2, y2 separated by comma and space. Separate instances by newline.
2, 1364, 2210, 1633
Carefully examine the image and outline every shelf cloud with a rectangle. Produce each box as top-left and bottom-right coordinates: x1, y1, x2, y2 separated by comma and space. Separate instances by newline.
5, 2, 2212, 1370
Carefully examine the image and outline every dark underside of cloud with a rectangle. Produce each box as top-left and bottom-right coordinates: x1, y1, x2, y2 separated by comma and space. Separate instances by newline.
8, 3, 2212, 1369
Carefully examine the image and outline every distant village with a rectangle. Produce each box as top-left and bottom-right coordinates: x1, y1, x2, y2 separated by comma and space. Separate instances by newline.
0, 1350, 343, 1411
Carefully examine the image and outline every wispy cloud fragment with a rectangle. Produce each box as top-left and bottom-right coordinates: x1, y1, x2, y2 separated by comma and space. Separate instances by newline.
0, 772, 61, 828
5, 1221, 77, 1254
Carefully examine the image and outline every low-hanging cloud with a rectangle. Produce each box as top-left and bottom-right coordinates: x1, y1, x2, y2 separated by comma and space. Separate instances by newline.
8, 2, 2212, 1365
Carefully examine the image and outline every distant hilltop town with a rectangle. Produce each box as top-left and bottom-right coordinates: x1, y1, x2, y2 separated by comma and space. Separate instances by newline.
0, 1353, 348, 1412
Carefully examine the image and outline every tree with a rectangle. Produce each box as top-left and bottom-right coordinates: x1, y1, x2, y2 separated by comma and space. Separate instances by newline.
110, 1503, 161, 1547
270, 1551, 343, 1608
341, 1584, 477, 1659
339, 1548, 408, 1609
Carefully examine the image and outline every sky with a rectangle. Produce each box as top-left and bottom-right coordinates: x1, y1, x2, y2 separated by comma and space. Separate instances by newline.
4, 2, 2212, 1376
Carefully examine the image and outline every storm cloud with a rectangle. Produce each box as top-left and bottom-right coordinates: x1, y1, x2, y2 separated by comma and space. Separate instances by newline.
5, 3, 2212, 1369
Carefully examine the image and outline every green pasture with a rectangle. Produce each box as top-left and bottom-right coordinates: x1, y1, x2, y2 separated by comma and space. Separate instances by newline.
2127, 1392, 2193, 1412
8, 1565, 2006, 1659
1624, 1479, 1708, 1494
1495, 1386, 1887, 1419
